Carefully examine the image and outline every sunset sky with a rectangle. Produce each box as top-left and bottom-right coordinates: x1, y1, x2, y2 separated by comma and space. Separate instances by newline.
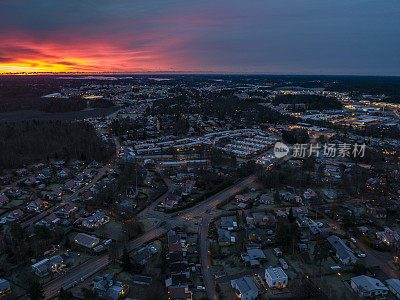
0, 0, 399, 75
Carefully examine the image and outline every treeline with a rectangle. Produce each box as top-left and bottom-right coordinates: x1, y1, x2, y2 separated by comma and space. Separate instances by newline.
273, 94, 343, 110
0, 77, 113, 113
327, 76, 400, 98
0, 93, 113, 113
0, 120, 114, 170
151, 90, 296, 126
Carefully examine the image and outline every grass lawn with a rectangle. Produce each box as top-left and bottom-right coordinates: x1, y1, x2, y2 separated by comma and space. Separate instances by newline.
94, 219, 123, 239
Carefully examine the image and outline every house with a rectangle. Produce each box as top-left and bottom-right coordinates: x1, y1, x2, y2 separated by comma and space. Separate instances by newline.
6, 187, 21, 197
236, 195, 250, 203
327, 235, 357, 265
15, 168, 27, 176
36, 170, 51, 180
81, 211, 110, 229
55, 203, 77, 218
165, 272, 190, 287
168, 230, 182, 244
0, 209, 24, 223
93, 274, 128, 300
275, 210, 287, 218
241, 248, 267, 267
324, 165, 341, 179
366, 205, 387, 219
366, 177, 386, 192
0, 279, 11, 296
303, 189, 317, 200
247, 225, 263, 242
386, 279, 400, 299
259, 194, 273, 204
265, 267, 288, 288
132, 246, 158, 265
88, 161, 99, 168
286, 206, 308, 217
280, 192, 296, 203
51, 188, 63, 199
32, 255, 65, 277
0, 195, 9, 207
64, 180, 76, 191
160, 194, 181, 209
377, 227, 400, 245
26, 199, 45, 212
170, 262, 189, 274
218, 228, 234, 246
296, 215, 309, 228
231, 277, 258, 300
221, 216, 237, 230
24, 176, 38, 186
57, 168, 70, 178
36, 213, 60, 227
74, 233, 100, 249
350, 275, 388, 298
168, 286, 192, 300
169, 242, 183, 252
323, 190, 337, 200
246, 213, 275, 226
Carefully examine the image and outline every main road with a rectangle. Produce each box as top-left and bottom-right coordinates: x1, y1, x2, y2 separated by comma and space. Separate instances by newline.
43, 173, 257, 299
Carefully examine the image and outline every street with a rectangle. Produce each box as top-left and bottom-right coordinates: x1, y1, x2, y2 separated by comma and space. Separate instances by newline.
43, 173, 257, 298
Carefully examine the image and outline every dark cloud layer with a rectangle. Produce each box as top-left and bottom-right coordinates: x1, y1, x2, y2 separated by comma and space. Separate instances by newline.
0, 0, 399, 74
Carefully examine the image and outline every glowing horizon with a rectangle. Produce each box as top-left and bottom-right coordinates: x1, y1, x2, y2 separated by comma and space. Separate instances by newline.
1, 0, 399, 76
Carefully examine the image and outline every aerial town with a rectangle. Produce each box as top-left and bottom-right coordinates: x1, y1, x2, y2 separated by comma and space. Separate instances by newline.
0, 75, 400, 300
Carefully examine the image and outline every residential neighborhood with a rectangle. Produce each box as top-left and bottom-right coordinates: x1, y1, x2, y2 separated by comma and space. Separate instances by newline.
0, 75, 400, 300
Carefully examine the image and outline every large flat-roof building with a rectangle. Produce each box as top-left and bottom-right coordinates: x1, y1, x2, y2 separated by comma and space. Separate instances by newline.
265, 267, 288, 288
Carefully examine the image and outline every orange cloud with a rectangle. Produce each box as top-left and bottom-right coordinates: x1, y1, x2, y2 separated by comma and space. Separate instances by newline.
0, 35, 178, 74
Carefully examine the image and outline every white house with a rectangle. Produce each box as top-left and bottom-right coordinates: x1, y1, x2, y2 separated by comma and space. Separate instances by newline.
351, 275, 388, 298
231, 277, 258, 300
265, 267, 288, 288
386, 279, 400, 299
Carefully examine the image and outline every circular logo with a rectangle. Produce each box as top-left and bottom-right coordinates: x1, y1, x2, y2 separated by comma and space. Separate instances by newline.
274, 142, 289, 158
